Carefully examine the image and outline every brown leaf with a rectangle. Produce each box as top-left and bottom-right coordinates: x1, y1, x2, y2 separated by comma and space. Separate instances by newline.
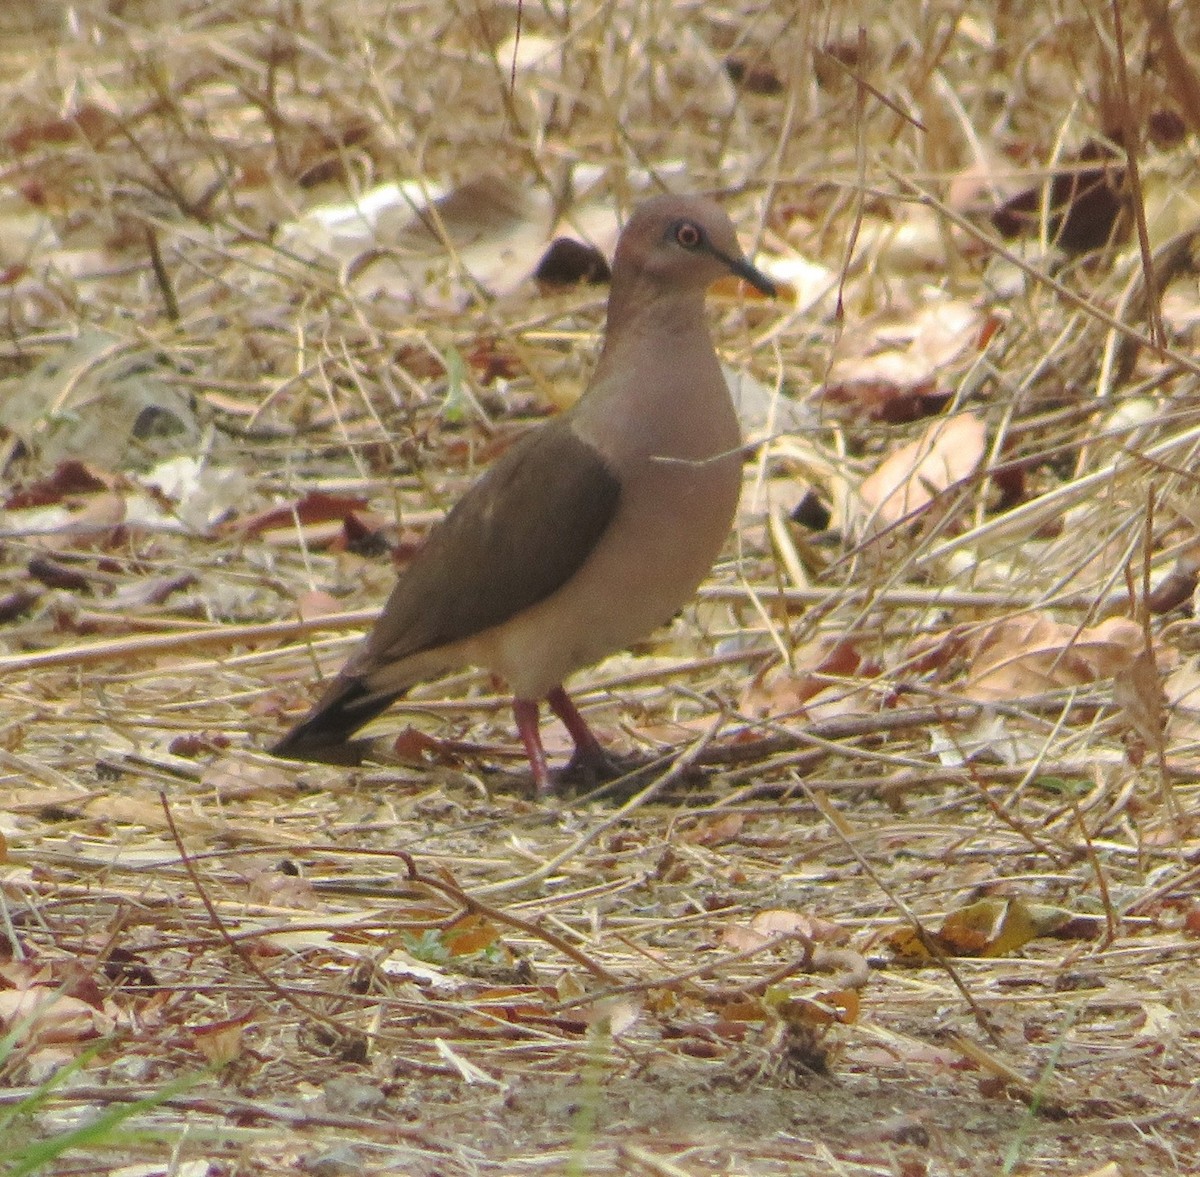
886, 897, 1093, 960
683, 813, 746, 847
101, 947, 158, 989
533, 238, 611, 288
852, 1112, 929, 1146
992, 141, 1126, 253
201, 758, 296, 801
293, 590, 343, 620
37, 492, 127, 551
859, 412, 986, 531
168, 732, 232, 757
4, 459, 115, 509
0, 985, 113, 1045
101, 572, 197, 610
725, 56, 785, 95
965, 615, 1144, 702
721, 924, 772, 953
27, 555, 94, 592
444, 913, 502, 957
749, 909, 850, 944
740, 638, 872, 719
827, 301, 982, 415
1166, 656, 1200, 744
723, 909, 849, 953
221, 491, 369, 538
939, 897, 1041, 957
1149, 537, 1200, 613
5, 102, 119, 153
192, 1013, 251, 1066
245, 866, 319, 909
0, 588, 40, 622
388, 726, 466, 767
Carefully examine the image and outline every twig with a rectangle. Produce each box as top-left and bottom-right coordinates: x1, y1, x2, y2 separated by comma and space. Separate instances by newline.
391, 851, 623, 984
158, 791, 359, 1034
1107, 0, 1162, 348
0, 610, 377, 673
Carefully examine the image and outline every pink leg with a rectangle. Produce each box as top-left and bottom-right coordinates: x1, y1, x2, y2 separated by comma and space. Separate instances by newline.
513, 697, 552, 795
546, 686, 611, 773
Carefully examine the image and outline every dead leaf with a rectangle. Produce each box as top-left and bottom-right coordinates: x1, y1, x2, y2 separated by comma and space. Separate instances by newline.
168, 732, 232, 758
885, 897, 1098, 960
740, 639, 871, 720
99, 572, 197, 611
773, 988, 859, 1028
3, 459, 115, 508
41, 491, 127, 550
750, 910, 850, 944
5, 101, 120, 153
0, 588, 40, 622
201, 758, 296, 801
0, 985, 114, 1044
851, 1112, 929, 1146
858, 412, 986, 532
940, 897, 1044, 957
721, 924, 773, 954
682, 812, 746, 846
101, 947, 158, 989
965, 614, 1145, 702
444, 913, 502, 957
723, 909, 849, 953
1165, 655, 1200, 743
596, 996, 642, 1038
245, 866, 319, 909
220, 491, 369, 538
533, 237, 611, 288
191, 1013, 251, 1066
27, 554, 95, 592
992, 140, 1126, 253
294, 590, 343, 620
827, 300, 982, 414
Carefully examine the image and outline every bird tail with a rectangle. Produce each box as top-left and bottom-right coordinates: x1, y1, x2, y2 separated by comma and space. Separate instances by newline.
270, 676, 396, 766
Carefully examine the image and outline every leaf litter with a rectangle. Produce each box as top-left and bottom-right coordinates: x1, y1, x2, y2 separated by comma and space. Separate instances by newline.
2, 2, 1200, 1175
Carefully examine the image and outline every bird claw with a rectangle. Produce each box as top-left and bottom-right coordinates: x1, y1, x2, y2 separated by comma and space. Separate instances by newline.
554, 746, 642, 792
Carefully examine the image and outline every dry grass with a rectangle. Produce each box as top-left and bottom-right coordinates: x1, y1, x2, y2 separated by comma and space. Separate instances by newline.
2, 1, 1200, 1174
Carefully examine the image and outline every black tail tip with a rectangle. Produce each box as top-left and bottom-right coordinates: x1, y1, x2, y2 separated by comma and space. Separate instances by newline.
268, 676, 391, 766
270, 730, 367, 766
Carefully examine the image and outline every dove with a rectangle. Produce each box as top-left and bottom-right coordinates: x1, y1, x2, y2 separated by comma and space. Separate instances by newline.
271, 194, 774, 792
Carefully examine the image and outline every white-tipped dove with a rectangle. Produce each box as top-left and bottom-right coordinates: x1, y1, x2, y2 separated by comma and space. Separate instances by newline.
271, 194, 775, 792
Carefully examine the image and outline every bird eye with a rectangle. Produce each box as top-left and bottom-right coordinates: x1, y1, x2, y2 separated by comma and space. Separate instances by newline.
674, 221, 703, 249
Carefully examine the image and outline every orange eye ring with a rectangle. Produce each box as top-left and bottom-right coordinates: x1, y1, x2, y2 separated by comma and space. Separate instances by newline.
674, 221, 702, 249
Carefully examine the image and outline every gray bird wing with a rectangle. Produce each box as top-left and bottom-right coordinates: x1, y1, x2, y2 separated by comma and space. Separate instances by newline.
355, 416, 622, 669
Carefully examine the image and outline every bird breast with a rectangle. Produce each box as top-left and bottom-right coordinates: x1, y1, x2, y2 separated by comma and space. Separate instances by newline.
474, 353, 743, 699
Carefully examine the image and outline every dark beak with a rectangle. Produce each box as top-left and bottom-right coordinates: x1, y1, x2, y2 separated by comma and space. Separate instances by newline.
714, 247, 777, 297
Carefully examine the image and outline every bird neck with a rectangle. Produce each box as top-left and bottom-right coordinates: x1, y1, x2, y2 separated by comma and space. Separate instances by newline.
600, 278, 710, 352
577, 280, 734, 465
